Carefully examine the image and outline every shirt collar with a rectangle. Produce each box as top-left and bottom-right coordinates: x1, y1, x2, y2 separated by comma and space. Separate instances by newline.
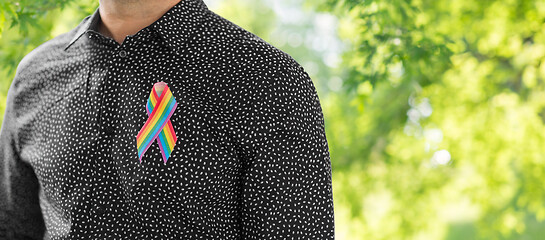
63, 0, 208, 53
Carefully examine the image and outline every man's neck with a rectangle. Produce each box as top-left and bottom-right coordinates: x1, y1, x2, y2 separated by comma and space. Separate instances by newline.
97, 0, 182, 45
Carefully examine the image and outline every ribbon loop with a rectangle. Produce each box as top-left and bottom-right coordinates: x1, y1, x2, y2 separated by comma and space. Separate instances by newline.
136, 81, 178, 164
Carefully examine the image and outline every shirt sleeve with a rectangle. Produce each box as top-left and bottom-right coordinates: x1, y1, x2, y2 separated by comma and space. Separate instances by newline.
239, 60, 335, 239
0, 61, 46, 239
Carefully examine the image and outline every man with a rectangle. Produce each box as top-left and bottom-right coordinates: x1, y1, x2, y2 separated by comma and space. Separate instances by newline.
0, 0, 335, 239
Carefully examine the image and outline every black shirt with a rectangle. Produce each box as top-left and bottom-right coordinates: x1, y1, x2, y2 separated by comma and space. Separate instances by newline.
0, 0, 335, 239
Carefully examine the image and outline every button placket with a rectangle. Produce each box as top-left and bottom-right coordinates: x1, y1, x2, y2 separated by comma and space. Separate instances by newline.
90, 46, 120, 224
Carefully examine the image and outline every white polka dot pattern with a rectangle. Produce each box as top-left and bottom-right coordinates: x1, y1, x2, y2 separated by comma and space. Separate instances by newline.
0, 0, 335, 239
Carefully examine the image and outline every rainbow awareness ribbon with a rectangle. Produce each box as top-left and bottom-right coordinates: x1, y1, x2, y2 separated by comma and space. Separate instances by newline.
136, 81, 178, 164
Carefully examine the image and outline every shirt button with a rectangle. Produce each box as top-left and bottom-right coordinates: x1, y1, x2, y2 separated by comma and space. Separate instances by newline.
96, 204, 107, 215
119, 50, 127, 58
105, 125, 116, 135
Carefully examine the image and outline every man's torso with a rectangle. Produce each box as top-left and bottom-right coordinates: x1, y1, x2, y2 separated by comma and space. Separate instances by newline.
13, 0, 307, 238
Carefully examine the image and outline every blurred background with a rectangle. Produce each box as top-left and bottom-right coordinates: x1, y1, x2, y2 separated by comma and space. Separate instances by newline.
2, 0, 545, 239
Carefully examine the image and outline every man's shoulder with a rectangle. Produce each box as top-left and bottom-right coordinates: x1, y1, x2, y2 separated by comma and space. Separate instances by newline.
201, 10, 304, 76
199, 10, 318, 111
15, 15, 89, 81
7, 15, 90, 122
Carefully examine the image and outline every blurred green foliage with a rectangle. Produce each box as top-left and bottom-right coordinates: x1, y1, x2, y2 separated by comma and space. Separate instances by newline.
311, 0, 545, 239
0, 0, 98, 93
2, 0, 545, 239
